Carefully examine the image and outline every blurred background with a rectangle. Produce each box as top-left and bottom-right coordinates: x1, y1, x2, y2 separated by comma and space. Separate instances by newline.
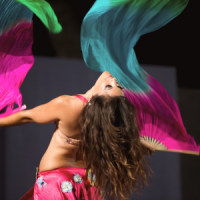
0, 0, 199, 199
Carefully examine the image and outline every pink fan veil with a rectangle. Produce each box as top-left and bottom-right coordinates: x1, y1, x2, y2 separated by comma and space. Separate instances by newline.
123, 75, 200, 155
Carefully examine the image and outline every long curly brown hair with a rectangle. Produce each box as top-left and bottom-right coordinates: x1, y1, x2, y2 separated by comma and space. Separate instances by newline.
79, 95, 152, 200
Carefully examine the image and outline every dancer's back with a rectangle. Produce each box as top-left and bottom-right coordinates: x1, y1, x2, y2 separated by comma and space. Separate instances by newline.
39, 95, 87, 172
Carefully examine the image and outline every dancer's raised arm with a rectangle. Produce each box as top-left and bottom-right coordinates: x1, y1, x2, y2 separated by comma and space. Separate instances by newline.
0, 96, 69, 127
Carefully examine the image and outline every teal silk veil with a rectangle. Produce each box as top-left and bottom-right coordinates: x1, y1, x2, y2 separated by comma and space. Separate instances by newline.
81, 0, 189, 92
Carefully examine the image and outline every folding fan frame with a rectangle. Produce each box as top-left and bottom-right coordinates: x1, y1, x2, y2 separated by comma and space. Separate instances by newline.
140, 136, 199, 155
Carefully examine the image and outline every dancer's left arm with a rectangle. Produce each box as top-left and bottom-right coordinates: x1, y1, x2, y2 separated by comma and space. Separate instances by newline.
0, 96, 68, 127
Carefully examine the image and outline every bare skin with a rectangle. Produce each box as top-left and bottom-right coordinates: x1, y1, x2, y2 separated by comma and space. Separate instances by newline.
0, 72, 124, 172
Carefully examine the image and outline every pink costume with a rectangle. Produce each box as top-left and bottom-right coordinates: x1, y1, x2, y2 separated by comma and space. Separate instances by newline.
20, 95, 102, 200
20, 167, 101, 200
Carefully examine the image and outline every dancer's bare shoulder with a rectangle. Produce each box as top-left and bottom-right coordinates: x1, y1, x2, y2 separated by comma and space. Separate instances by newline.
56, 95, 86, 128
23, 95, 86, 125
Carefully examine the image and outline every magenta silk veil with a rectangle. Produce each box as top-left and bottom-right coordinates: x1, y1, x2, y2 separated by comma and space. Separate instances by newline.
0, 0, 199, 155
124, 76, 200, 154
0, 0, 61, 118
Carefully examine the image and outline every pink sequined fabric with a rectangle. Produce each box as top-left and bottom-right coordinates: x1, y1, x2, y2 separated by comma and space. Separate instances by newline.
20, 166, 102, 200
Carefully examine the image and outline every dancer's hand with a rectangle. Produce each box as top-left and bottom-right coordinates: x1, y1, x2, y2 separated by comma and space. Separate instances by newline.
8, 104, 27, 115
0, 105, 29, 127
20, 105, 27, 111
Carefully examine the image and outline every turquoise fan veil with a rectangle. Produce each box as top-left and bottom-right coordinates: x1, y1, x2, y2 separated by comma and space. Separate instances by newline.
81, 0, 200, 154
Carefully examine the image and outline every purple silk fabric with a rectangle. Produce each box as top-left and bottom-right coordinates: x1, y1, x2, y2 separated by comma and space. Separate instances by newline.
124, 75, 200, 154
20, 166, 102, 200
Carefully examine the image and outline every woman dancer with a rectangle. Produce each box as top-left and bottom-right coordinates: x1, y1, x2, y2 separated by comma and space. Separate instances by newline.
0, 71, 152, 200
0, 0, 199, 199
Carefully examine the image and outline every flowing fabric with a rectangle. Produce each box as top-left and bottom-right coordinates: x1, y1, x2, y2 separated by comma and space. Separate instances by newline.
20, 167, 102, 200
81, 0, 200, 154
0, 0, 62, 118
81, 0, 189, 92
124, 76, 200, 154
15, 0, 62, 33
0, 0, 199, 155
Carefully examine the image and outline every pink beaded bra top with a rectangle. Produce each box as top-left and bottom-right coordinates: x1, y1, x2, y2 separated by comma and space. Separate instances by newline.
71, 94, 88, 103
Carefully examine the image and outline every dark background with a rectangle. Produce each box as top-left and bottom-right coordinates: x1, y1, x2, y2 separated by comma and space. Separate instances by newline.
33, 0, 200, 89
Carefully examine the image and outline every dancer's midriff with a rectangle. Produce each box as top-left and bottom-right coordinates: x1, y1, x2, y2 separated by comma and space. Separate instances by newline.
39, 129, 87, 172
